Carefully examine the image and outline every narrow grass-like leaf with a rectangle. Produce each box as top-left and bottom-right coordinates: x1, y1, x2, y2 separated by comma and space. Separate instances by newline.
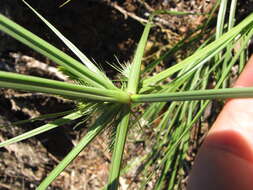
0, 111, 82, 148
140, 28, 253, 187
59, 0, 72, 8
216, 28, 253, 87
143, 13, 253, 86
127, 18, 152, 94
216, 0, 228, 77
22, 0, 103, 76
203, 0, 221, 29
107, 106, 130, 190
141, 7, 214, 76
142, 28, 205, 75
0, 71, 129, 103
155, 142, 183, 190
13, 110, 75, 125
228, 0, 238, 30
239, 44, 246, 72
38, 106, 119, 190
132, 87, 253, 103
216, 0, 227, 39
0, 14, 115, 89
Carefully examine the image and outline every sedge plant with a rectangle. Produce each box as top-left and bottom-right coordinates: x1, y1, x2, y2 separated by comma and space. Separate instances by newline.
0, 0, 253, 189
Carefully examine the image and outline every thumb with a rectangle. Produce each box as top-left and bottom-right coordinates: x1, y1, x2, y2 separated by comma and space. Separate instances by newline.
187, 55, 253, 190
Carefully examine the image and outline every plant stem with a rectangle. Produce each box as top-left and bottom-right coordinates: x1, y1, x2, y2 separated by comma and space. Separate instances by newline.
107, 105, 130, 190
131, 87, 253, 103
0, 71, 130, 103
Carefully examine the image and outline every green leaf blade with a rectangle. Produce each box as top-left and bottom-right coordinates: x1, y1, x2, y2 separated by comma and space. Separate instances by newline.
132, 87, 253, 103
0, 111, 82, 148
143, 13, 253, 87
0, 14, 114, 89
0, 71, 130, 103
22, 0, 105, 77
38, 106, 119, 190
127, 19, 152, 94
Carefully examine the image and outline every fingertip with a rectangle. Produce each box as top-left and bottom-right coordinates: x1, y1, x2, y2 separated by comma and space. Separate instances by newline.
234, 55, 253, 87
188, 55, 253, 190
188, 131, 253, 190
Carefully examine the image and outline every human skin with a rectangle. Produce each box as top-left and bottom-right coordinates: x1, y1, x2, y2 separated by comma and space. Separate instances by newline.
187, 55, 253, 190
